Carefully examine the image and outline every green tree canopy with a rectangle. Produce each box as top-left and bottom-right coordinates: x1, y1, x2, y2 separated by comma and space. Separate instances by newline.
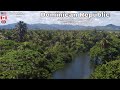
0, 50, 50, 79
90, 60, 120, 79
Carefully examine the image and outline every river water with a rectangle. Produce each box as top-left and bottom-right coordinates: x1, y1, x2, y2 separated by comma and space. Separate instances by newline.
52, 53, 93, 79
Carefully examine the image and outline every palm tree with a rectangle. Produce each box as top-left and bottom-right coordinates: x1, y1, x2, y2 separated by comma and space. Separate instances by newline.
15, 21, 27, 42
100, 38, 110, 49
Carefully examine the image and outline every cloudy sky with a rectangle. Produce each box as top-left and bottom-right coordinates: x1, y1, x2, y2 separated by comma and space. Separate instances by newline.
0, 11, 120, 26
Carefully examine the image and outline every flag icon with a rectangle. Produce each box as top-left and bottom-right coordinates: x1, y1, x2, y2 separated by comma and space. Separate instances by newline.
1, 16, 7, 20
0, 12, 7, 24
1, 20, 6, 24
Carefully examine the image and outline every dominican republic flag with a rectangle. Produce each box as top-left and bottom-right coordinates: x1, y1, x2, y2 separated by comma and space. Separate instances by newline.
1, 16, 7, 20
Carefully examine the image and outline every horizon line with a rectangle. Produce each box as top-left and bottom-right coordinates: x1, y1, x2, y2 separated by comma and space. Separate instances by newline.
0, 23, 118, 27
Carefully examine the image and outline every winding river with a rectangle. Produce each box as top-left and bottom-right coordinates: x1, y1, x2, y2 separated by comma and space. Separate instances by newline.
52, 53, 93, 79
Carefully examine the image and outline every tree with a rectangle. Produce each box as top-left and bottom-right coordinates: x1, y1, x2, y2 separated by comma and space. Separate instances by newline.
0, 50, 51, 79
0, 33, 5, 40
90, 60, 120, 79
15, 21, 27, 42
100, 38, 110, 49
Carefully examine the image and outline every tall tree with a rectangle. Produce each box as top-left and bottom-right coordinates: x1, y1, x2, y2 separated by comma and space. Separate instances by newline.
15, 21, 27, 42
100, 38, 110, 49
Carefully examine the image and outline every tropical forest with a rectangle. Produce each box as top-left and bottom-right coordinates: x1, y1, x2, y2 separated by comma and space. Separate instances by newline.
0, 21, 120, 79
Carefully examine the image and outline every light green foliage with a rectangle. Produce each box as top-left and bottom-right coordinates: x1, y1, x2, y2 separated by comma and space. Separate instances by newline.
90, 60, 120, 79
0, 50, 50, 79
0, 33, 5, 40
0, 28, 120, 79
0, 40, 19, 56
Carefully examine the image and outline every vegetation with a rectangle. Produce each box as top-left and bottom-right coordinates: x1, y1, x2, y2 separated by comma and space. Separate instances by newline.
90, 31, 120, 79
0, 21, 120, 79
90, 60, 120, 79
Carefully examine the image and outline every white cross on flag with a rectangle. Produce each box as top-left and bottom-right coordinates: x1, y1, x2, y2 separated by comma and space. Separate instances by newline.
1, 16, 7, 20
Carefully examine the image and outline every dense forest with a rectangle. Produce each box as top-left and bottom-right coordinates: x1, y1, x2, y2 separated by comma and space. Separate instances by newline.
0, 21, 120, 79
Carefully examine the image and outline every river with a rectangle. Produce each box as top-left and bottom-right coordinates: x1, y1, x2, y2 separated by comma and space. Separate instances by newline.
52, 53, 93, 79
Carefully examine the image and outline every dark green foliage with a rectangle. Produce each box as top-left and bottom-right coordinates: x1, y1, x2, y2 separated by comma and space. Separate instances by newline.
15, 21, 27, 42
90, 33, 120, 65
90, 32, 120, 78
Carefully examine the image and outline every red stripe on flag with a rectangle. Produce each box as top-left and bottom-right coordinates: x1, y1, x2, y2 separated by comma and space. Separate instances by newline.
1, 16, 7, 20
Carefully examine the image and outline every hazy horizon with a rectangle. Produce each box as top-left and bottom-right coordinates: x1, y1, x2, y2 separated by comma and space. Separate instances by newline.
0, 23, 118, 27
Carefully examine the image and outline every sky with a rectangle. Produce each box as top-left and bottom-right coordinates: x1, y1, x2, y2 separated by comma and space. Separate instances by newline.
0, 11, 120, 26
